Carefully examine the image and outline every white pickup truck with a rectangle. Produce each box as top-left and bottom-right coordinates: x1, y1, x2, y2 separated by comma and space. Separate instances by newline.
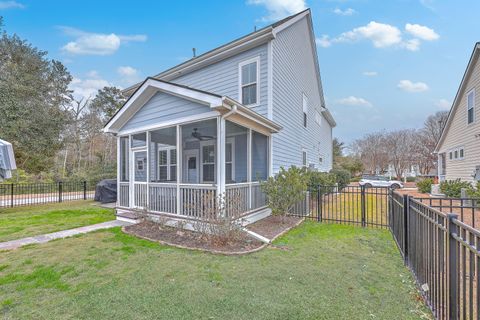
359, 175, 403, 189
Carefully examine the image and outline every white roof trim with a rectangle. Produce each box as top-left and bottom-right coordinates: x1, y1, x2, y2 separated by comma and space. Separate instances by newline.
435, 43, 480, 153
104, 78, 223, 133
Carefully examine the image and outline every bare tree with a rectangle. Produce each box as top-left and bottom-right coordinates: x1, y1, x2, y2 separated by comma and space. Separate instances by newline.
351, 132, 389, 174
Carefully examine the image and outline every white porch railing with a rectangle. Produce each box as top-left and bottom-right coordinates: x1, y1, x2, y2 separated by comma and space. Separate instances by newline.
149, 183, 176, 214
118, 181, 268, 219
180, 184, 217, 218
251, 182, 267, 210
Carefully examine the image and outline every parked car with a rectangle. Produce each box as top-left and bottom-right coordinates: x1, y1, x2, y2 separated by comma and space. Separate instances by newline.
359, 175, 403, 189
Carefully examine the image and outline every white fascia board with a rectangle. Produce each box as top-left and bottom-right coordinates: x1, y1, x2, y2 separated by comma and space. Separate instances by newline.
271, 10, 310, 36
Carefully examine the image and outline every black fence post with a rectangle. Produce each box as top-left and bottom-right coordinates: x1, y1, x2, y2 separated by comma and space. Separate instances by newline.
447, 213, 459, 320
317, 185, 322, 222
83, 181, 87, 200
402, 194, 410, 264
360, 185, 366, 227
10, 183, 14, 208
58, 181, 63, 203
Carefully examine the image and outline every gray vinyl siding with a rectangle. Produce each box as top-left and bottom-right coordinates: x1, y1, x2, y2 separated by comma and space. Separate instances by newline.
120, 92, 211, 132
169, 44, 269, 117
271, 17, 333, 173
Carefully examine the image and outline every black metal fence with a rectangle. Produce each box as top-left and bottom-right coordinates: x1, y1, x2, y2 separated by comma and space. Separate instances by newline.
292, 185, 390, 228
296, 185, 479, 319
390, 193, 479, 320
0, 181, 97, 209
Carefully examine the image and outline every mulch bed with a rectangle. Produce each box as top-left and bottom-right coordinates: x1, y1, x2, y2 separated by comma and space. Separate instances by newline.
247, 215, 303, 240
123, 221, 265, 255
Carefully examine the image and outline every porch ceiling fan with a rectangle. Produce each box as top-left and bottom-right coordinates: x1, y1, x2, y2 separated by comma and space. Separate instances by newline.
191, 128, 214, 141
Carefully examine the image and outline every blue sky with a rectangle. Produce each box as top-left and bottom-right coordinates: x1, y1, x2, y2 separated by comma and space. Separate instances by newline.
1, 0, 479, 143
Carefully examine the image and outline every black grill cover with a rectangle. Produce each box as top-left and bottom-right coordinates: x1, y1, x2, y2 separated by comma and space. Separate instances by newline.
94, 179, 117, 203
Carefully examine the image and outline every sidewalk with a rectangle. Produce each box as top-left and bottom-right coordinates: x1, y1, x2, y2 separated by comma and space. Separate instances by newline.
0, 220, 131, 251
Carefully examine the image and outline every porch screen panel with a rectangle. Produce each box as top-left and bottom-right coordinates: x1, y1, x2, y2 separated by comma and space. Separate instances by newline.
251, 131, 268, 181
226, 121, 248, 183
149, 127, 177, 182
181, 119, 217, 184
120, 137, 129, 182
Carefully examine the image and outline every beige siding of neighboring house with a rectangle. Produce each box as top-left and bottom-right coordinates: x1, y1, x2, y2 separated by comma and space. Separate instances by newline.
438, 53, 480, 184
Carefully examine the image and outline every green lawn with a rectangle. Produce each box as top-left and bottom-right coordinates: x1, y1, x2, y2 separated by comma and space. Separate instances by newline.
0, 222, 430, 319
0, 201, 115, 242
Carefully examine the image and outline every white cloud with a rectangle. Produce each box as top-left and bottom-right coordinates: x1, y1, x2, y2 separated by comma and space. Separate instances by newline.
316, 35, 332, 48
435, 99, 451, 110
420, 0, 435, 11
70, 76, 111, 100
402, 38, 421, 51
397, 80, 429, 93
320, 21, 440, 51
336, 96, 373, 107
0, 1, 24, 9
363, 71, 378, 76
335, 21, 402, 48
59, 27, 147, 56
117, 66, 138, 77
333, 8, 356, 16
405, 23, 439, 41
247, 0, 306, 21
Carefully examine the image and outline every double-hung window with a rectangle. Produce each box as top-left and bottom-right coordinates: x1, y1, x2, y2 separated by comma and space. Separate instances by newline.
239, 57, 259, 106
468, 89, 475, 124
157, 147, 176, 181
302, 93, 308, 127
201, 143, 215, 183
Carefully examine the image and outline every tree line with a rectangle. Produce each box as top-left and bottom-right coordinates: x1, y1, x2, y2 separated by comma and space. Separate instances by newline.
342, 111, 448, 179
0, 18, 125, 182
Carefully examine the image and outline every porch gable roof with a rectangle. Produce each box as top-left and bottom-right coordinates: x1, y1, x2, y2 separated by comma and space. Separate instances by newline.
103, 77, 282, 134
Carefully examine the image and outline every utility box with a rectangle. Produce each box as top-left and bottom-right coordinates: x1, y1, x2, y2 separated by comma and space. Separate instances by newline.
0, 139, 16, 181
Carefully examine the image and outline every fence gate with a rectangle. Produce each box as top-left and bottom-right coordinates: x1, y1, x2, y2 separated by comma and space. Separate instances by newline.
299, 185, 390, 228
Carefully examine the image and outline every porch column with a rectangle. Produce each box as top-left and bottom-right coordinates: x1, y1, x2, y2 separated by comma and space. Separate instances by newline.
217, 117, 226, 202
247, 129, 252, 210
116, 136, 120, 208
176, 125, 181, 215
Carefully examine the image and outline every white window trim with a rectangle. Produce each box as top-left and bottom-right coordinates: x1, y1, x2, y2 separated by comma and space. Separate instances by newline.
157, 146, 177, 181
448, 146, 465, 161
200, 140, 216, 183
315, 110, 322, 126
238, 56, 261, 107
199, 138, 235, 183
302, 93, 308, 128
467, 88, 475, 125
225, 138, 236, 183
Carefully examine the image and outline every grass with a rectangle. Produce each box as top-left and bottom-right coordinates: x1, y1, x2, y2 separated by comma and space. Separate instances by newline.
0, 222, 431, 319
310, 192, 389, 227
0, 201, 115, 242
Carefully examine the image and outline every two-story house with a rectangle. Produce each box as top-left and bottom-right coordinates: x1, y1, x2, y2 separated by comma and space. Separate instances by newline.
435, 43, 480, 184
104, 9, 336, 221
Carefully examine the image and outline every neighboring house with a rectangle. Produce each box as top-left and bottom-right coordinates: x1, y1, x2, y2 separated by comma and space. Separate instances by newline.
0, 139, 16, 181
435, 43, 480, 184
104, 9, 336, 220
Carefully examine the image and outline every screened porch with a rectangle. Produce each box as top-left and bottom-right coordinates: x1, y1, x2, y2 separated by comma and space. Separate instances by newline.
117, 117, 271, 219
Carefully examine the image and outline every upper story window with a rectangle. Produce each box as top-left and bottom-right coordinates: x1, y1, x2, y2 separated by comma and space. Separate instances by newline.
302, 150, 307, 167
239, 57, 260, 106
467, 89, 475, 124
302, 93, 308, 128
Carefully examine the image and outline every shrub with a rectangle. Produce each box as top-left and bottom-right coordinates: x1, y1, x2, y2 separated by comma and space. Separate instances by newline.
467, 182, 480, 199
417, 178, 433, 194
261, 166, 309, 216
440, 179, 473, 198
350, 176, 361, 183
330, 168, 351, 189
406, 176, 416, 183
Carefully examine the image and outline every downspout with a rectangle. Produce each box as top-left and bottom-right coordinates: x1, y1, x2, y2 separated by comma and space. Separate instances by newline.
221, 104, 238, 120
